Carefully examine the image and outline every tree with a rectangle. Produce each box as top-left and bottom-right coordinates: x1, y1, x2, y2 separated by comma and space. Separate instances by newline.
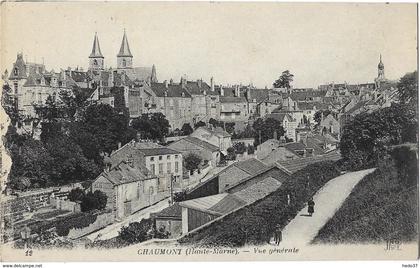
80, 190, 108, 212
181, 123, 194, 136
209, 118, 219, 128
233, 142, 247, 155
184, 154, 202, 171
7, 138, 53, 189
397, 71, 418, 108
273, 70, 294, 89
2, 84, 20, 125
194, 121, 206, 129
340, 103, 417, 169
252, 118, 285, 145
226, 147, 236, 161
131, 113, 170, 141
68, 188, 85, 202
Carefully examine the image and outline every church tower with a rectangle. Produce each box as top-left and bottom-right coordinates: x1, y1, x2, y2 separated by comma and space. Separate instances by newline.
89, 32, 104, 70
117, 29, 133, 69
377, 54, 385, 80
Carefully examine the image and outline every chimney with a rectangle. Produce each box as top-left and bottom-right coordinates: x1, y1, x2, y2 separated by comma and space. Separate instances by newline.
210, 77, 214, 91
118, 142, 121, 149
170, 78, 173, 85
197, 79, 202, 88
181, 77, 186, 88
164, 80, 168, 88
220, 85, 224, 96
235, 85, 240, 97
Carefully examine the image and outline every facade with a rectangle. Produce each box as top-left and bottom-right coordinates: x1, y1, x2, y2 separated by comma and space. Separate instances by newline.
150, 203, 183, 239
320, 113, 341, 136
190, 127, 232, 153
91, 161, 166, 220
167, 136, 221, 167
267, 113, 298, 140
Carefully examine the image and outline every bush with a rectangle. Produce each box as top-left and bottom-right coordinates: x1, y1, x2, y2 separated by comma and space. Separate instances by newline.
81, 191, 107, 212
68, 188, 85, 202
184, 154, 202, 172
390, 144, 418, 186
55, 212, 99, 236
179, 161, 341, 247
119, 218, 153, 244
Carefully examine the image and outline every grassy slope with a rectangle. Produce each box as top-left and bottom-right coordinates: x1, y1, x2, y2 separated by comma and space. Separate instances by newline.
312, 160, 418, 244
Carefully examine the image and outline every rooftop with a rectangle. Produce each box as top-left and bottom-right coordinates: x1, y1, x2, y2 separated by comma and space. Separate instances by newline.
276, 150, 341, 175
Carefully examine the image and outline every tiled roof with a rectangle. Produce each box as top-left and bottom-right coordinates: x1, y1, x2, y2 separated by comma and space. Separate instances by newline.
183, 137, 219, 152
276, 150, 341, 174
195, 127, 231, 138
185, 81, 212, 95
284, 142, 306, 152
139, 147, 180, 156
220, 96, 247, 103
150, 203, 182, 220
100, 161, 147, 185
124, 67, 153, 82
232, 176, 282, 204
150, 82, 191, 98
267, 113, 294, 123
233, 158, 268, 175
179, 193, 246, 216
345, 100, 369, 115
297, 101, 330, 110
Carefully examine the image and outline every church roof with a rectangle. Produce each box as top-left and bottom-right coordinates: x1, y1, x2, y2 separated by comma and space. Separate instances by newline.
117, 31, 133, 58
89, 33, 104, 58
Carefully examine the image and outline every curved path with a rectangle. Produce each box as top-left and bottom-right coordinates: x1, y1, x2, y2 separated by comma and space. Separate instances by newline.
272, 168, 376, 247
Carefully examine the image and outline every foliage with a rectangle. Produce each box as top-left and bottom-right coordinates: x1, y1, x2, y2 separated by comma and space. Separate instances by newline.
68, 188, 85, 202
247, 145, 255, 155
208, 118, 235, 134
181, 123, 194, 136
44, 135, 100, 184
226, 147, 236, 161
80, 190, 108, 212
397, 71, 418, 108
173, 189, 188, 202
194, 121, 206, 129
339, 103, 417, 170
232, 124, 256, 140
2, 84, 20, 124
118, 218, 153, 244
131, 113, 170, 142
7, 138, 53, 189
155, 225, 171, 239
179, 161, 341, 247
273, 70, 294, 89
184, 154, 202, 171
252, 118, 285, 146
389, 145, 418, 186
56, 212, 99, 236
233, 142, 247, 155
313, 157, 418, 244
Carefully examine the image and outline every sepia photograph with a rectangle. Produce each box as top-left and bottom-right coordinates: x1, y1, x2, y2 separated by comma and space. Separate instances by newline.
0, 1, 418, 262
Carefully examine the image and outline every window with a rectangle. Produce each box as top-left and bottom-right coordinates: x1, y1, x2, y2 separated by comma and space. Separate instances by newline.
150, 157, 154, 161
167, 162, 171, 174
175, 162, 179, 173
122, 59, 126, 67
159, 163, 163, 174
150, 164, 155, 175
94, 59, 98, 65
13, 68, 18, 76
167, 155, 171, 160
14, 82, 18, 94
159, 156, 162, 160
175, 155, 179, 159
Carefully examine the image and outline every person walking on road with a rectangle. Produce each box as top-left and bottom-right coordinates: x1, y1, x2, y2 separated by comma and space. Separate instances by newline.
308, 198, 315, 216
274, 224, 282, 245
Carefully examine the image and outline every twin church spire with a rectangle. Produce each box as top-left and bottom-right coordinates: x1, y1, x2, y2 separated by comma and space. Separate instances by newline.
89, 30, 133, 70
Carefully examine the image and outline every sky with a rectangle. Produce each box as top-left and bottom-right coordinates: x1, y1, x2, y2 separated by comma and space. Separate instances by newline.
1, 2, 417, 88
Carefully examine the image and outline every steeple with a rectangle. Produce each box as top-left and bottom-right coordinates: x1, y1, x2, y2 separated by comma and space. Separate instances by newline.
89, 32, 104, 70
117, 29, 133, 69
377, 54, 385, 80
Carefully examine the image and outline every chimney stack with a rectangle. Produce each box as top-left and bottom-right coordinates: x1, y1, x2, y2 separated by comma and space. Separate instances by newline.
197, 79, 202, 88
210, 77, 214, 91
164, 80, 168, 88
220, 85, 224, 96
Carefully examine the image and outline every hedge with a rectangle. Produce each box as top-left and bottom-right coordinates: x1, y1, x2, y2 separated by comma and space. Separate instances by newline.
179, 161, 341, 247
